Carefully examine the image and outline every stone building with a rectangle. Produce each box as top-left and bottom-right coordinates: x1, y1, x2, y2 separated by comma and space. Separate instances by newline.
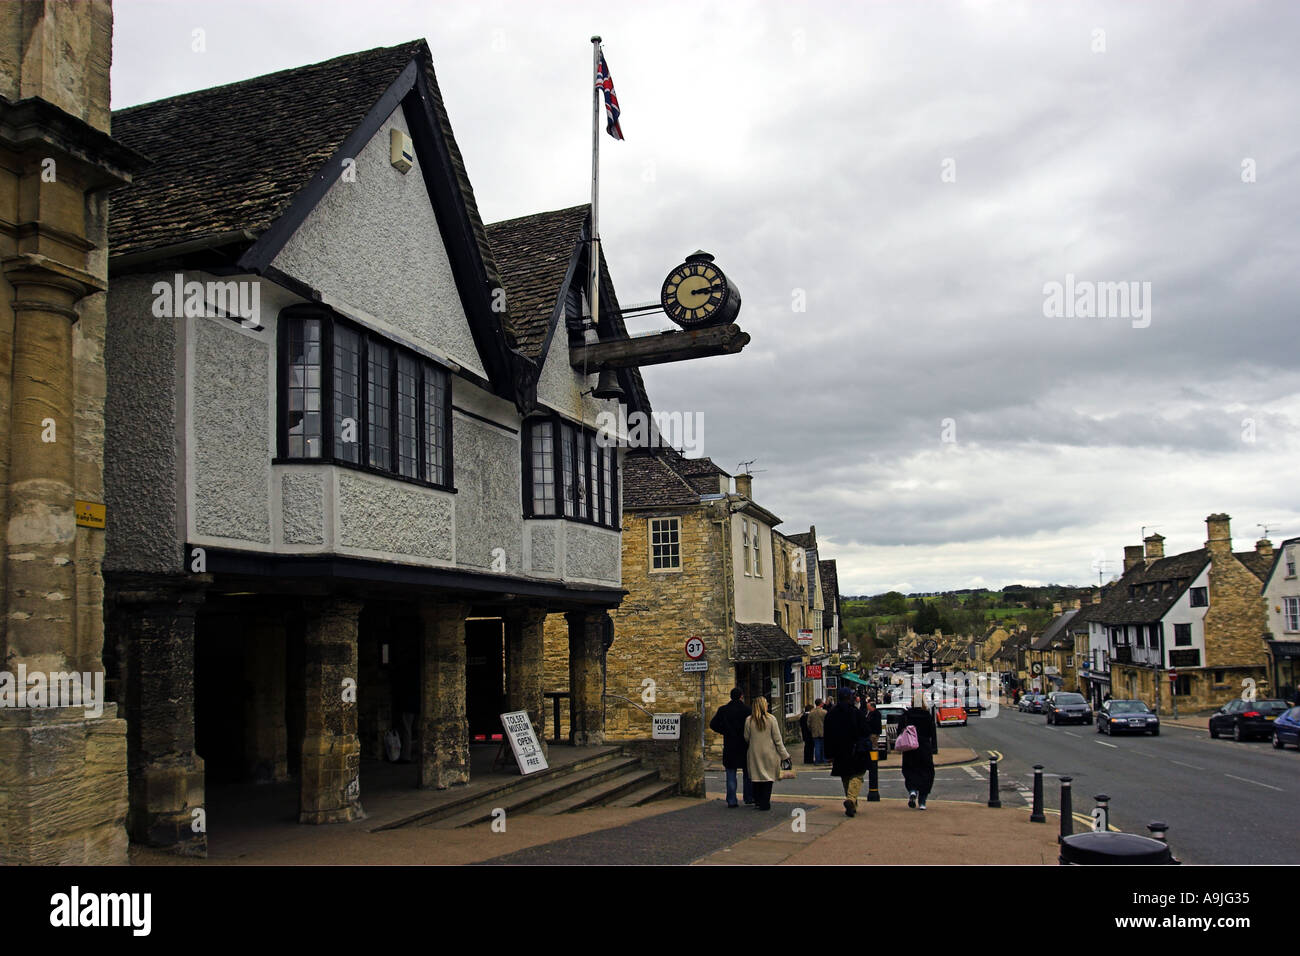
1259, 536, 1298, 701
100, 42, 653, 853
0, 0, 146, 864
573, 449, 805, 752
1096, 516, 1272, 714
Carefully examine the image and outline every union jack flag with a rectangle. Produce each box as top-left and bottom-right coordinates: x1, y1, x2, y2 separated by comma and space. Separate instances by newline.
596, 49, 624, 141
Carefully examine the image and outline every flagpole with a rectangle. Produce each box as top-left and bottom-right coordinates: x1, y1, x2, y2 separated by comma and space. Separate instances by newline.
589, 35, 602, 343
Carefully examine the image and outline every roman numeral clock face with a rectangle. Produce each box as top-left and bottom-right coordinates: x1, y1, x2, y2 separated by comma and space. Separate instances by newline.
661, 261, 729, 327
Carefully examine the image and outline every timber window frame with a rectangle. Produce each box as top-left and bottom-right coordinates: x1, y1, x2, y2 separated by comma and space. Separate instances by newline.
648, 516, 682, 572
1284, 596, 1300, 633
276, 305, 454, 491
521, 414, 619, 530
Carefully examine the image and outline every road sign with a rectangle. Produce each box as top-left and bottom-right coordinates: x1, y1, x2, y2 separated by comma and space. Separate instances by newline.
797, 628, 813, 646
1031, 662, 1043, 675
685, 637, 706, 660
683, 660, 708, 673
1169, 668, 1177, 684
652, 714, 681, 740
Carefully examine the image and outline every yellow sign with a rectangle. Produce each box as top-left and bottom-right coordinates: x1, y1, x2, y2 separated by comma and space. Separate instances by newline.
75, 500, 105, 529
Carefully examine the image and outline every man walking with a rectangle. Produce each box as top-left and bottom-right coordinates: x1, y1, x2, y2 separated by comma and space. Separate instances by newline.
808, 697, 827, 764
824, 687, 872, 816
709, 688, 753, 807
799, 702, 815, 765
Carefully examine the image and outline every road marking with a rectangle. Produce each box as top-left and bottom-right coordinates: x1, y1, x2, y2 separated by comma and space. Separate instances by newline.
1064, 731, 1080, 738
963, 765, 983, 779
1224, 773, 1283, 792
1096, 740, 1118, 749
1168, 759, 1204, 770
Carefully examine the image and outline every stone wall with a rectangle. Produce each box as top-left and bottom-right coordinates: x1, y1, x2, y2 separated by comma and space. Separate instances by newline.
1203, 525, 1271, 671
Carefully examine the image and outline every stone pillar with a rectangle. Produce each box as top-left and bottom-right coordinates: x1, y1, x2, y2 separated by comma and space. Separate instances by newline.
418, 601, 469, 789
116, 583, 207, 855
567, 610, 610, 746
506, 608, 549, 759
299, 598, 363, 824
243, 614, 288, 784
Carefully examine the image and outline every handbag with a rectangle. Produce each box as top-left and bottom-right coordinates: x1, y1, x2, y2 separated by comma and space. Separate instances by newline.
895, 724, 920, 752
779, 757, 797, 780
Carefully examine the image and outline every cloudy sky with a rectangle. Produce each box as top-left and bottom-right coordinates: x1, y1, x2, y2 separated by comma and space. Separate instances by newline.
112, 0, 1300, 595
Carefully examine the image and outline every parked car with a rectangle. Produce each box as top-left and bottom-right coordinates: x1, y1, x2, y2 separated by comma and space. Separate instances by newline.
1208, 698, 1292, 742
1045, 692, 1093, 725
933, 701, 968, 727
1097, 699, 1159, 735
1018, 693, 1046, 713
1272, 706, 1300, 750
876, 702, 908, 753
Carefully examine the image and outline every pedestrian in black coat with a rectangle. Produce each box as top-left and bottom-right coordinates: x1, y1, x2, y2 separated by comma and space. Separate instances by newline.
824, 687, 872, 816
709, 689, 753, 807
799, 703, 814, 764
897, 692, 938, 810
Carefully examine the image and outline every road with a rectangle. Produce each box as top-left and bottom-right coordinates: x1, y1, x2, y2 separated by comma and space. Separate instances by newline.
707, 705, 1298, 863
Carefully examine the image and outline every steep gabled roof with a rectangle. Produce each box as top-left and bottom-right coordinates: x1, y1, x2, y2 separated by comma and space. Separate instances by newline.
109, 40, 527, 405
1097, 549, 1210, 626
1235, 550, 1272, 582
786, 531, 815, 550
819, 560, 840, 618
1031, 609, 1078, 650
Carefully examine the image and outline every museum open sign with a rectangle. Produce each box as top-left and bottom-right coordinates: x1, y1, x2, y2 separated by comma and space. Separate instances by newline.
652, 714, 681, 740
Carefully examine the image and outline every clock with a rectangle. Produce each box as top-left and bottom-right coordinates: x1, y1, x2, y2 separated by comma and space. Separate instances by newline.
660, 251, 741, 329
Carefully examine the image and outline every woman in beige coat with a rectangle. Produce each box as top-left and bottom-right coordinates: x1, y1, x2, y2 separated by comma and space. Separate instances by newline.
744, 696, 790, 810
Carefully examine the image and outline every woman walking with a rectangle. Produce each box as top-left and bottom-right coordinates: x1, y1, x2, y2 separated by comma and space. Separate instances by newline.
897, 690, 939, 810
744, 696, 791, 811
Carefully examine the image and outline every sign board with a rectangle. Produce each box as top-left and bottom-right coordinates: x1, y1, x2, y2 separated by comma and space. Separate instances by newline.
683, 660, 708, 673
652, 713, 682, 740
75, 500, 106, 529
797, 628, 813, 646
806, 664, 823, 680
1030, 662, 1043, 675
825, 675, 838, 690
684, 637, 706, 660
500, 710, 548, 775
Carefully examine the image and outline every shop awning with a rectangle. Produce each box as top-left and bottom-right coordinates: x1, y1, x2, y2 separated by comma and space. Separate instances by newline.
841, 672, 869, 686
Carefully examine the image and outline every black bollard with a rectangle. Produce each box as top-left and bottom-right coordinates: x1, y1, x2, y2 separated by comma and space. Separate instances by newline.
1093, 794, 1110, 832
1030, 765, 1046, 822
987, 754, 1001, 808
866, 748, 880, 802
1147, 821, 1168, 843
1059, 776, 1073, 842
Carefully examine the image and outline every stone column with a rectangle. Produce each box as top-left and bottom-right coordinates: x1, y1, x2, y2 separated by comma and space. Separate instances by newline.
418, 601, 469, 789
115, 582, 207, 855
506, 608, 549, 759
299, 598, 363, 824
567, 610, 610, 746
243, 614, 288, 784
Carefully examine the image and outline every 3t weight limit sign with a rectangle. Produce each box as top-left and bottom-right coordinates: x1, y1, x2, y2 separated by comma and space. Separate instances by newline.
685, 637, 705, 660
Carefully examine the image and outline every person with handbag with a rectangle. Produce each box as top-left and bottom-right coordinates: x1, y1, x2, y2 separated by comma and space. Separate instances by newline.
824, 686, 871, 816
894, 690, 939, 810
743, 696, 791, 811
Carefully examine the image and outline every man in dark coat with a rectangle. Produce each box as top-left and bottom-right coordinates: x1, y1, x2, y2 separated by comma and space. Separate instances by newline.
709, 688, 752, 807
799, 703, 814, 764
823, 687, 871, 816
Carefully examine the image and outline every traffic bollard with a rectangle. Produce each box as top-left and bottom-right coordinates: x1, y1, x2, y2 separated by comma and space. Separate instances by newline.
1147, 821, 1168, 843
987, 754, 1001, 808
1059, 776, 1073, 842
866, 748, 880, 802
1030, 765, 1046, 823
1093, 794, 1110, 832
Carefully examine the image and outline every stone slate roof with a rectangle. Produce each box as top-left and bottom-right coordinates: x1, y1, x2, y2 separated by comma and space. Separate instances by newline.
673, 454, 729, 477
485, 205, 589, 360
1235, 551, 1272, 582
1031, 609, 1078, 650
620, 450, 700, 509
1067, 598, 1106, 631
994, 629, 1030, 662
1096, 549, 1209, 626
786, 531, 815, 550
819, 560, 839, 617
110, 40, 498, 297
734, 622, 806, 662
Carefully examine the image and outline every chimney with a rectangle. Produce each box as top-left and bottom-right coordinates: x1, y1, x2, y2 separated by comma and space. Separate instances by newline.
1090, 587, 1102, 605
1051, 601, 1062, 614
1205, 513, 1232, 556
1123, 545, 1145, 573
1144, 533, 1165, 564
1256, 538, 1274, 560
734, 473, 752, 499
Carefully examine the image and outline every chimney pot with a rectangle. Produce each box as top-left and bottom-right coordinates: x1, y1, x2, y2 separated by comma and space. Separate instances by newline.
1143, 533, 1165, 563
1256, 538, 1274, 559
1206, 513, 1232, 553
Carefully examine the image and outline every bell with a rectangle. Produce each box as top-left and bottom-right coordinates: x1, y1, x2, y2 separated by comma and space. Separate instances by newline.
592, 368, 624, 401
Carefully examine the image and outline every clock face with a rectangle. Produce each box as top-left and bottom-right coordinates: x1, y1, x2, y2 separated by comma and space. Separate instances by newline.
661, 260, 729, 326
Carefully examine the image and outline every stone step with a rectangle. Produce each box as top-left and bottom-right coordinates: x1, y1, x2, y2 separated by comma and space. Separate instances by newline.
538, 767, 663, 814
597, 777, 678, 810
425, 756, 644, 829
372, 745, 625, 831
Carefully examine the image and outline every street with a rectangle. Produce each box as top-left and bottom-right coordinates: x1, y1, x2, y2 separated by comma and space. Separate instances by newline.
709, 705, 1298, 864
